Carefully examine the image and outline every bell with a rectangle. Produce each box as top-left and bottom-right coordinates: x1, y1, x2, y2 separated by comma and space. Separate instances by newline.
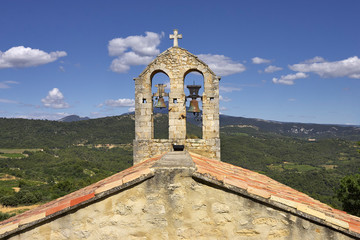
187, 85, 201, 99
153, 84, 168, 109
186, 84, 202, 114
188, 99, 200, 113
154, 97, 167, 109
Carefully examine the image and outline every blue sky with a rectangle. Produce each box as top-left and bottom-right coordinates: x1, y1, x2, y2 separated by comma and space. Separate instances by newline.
0, 0, 359, 125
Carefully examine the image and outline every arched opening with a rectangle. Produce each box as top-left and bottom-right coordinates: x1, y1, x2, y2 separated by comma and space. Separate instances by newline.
151, 71, 170, 139
184, 70, 203, 139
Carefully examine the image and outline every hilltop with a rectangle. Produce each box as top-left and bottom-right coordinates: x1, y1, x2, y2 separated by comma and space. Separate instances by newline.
1, 114, 359, 148
0, 114, 359, 213
58, 115, 90, 122
219, 115, 360, 140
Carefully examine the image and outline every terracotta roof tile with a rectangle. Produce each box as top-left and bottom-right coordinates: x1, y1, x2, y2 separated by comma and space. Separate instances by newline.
69, 193, 95, 207
224, 176, 248, 190
247, 186, 271, 199
0, 222, 18, 235
350, 220, 360, 233
0, 153, 162, 237
45, 202, 70, 216
1, 151, 359, 238
189, 152, 360, 237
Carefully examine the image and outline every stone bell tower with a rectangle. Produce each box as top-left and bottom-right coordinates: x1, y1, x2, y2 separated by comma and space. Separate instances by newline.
133, 30, 221, 164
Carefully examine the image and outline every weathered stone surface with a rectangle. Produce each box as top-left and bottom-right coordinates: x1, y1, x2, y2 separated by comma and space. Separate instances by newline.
10, 170, 354, 240
133, 47, 221, 164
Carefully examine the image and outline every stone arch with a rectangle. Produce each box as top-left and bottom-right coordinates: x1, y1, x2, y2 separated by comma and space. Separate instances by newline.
183, 68, 204, 78
133, 47, 221, 163
150, 69, 170, 82
183, 68, 205, 139
151, 70, 170, 139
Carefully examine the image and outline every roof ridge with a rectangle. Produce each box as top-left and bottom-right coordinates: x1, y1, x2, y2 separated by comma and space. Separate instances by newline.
189, 152, 360, 237
1, 152, 359, 238
0, 154, 162, 237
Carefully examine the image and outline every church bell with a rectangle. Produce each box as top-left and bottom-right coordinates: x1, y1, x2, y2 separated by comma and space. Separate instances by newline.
153, 84, 168, 109
186, 85, 202, 114
154, 97, 167, 109
188, 99, 200, 113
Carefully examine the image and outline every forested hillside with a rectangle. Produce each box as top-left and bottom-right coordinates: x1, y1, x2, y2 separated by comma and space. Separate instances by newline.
0, 115, 135, 148
219, 115, 360, 140
0, 114, 359, 220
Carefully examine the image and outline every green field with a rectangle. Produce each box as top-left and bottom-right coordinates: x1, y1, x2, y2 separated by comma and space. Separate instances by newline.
0, 115, 359, 220
0, 149, 42, 159
268, 162, 320, 172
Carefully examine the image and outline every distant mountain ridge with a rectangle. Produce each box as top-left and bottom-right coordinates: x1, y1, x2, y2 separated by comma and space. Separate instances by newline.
58, 115, 90, 122
67, 112, 359, 140
0, 113, 358, 149
219, 115, 360, 140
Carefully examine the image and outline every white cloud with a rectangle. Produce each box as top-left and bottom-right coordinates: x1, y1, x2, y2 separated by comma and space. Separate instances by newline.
289, 56, 360, 79
197, 54, 246, 76
219, 95, 231, 102
0, 46, 67, 69
108, 31, 246, 76
219, 85, 242, 92
109, 32, 163, 56
41, 88, 70, 109
101, 98, 135, 107
163, 81, 170, 90
59, 66, 65, 72
0, 98, 18, 104
264, 65, 283, 73
272, 72, 308, 85
303, 56, 326, 64
252, 57, 271, 64
0, 81, 19, 89
108, 32, 163, 73
128, 107, 135, 112
110, 52, 154, 73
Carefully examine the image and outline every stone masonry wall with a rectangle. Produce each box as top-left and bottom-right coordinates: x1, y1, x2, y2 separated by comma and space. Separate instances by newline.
133, 47, 220, 164
133, 139, 220, 164
11, 170, 353, 240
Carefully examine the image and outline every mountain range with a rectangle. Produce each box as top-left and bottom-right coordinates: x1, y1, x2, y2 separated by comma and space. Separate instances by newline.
0, 113, 359, 212
55, 113, 360, 141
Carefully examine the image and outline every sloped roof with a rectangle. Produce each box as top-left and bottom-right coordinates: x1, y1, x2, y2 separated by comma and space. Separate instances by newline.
1, 152, 360, 238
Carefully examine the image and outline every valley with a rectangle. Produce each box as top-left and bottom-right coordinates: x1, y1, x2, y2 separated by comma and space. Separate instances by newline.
0, 114, 359, 220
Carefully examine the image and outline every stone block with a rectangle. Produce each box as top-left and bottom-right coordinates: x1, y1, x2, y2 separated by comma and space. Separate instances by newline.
236, 229, 260, 236
133, 46, 221, 164
252, 217, 278, 226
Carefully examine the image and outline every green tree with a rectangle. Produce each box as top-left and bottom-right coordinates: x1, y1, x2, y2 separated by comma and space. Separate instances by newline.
0, 212, 15, 221
337, 174, 360, 217
0, 195, 19, 207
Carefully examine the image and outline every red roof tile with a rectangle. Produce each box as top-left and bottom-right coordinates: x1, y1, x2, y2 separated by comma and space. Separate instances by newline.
189, 152, 360, 237
1, 151, 359, 238
0, 153, 162, 236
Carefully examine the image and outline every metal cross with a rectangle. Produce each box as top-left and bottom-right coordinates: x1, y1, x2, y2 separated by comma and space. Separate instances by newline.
169, 29, 182, 47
